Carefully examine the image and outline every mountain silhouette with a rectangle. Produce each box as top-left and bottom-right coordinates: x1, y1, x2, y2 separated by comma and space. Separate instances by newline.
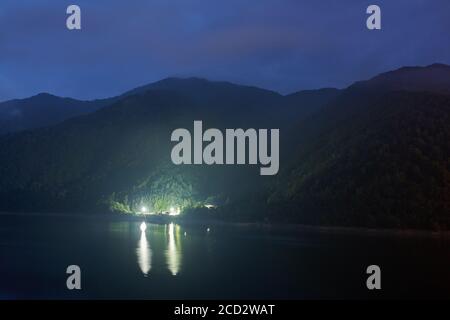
0, 64, 448, 229
270, 63, 450, 229
0, 93, 113, 135
0, 77, 336, 135
350, 63, 450, 94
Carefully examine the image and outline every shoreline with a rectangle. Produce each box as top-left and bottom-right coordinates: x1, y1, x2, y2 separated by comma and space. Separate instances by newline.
1, 211, 450, 238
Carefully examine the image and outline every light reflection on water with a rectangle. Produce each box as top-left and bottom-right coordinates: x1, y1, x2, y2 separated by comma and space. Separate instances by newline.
2, 215, 450, 299
165, 223, 182, 276
136, 231, 152, 276
135, 222, 182, 276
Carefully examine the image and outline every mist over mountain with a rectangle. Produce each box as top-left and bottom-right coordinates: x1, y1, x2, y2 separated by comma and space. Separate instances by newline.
0, 64, 449, 229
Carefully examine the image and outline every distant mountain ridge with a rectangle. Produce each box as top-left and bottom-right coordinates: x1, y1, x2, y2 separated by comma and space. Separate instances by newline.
0, 93, 115, 135
2, 63, 449, 135
0, 77, 333, 135
350, 63, 450, 94
0, 63, 449, 229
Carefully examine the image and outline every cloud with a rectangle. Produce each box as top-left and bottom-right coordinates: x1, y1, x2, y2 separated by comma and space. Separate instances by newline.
0, 0, 449, 100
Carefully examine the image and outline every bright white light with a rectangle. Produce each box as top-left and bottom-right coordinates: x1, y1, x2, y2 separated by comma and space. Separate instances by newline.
141, 206, 148, 214
169, 206, 181, 216
207, 227, 210, 233
140, 222, 147, 232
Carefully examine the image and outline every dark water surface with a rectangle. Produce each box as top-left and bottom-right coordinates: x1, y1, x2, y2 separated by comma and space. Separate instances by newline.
0, 213, 449, 299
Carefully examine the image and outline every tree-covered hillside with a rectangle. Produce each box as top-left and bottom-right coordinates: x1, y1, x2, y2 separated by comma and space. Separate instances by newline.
0, 65, 449, 230
269, 91, 450, 229
0, 93, 113, 135
0, 82, 286, 214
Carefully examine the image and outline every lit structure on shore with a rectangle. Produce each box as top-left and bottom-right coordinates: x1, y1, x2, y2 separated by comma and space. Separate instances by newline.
137, 205, 181, 216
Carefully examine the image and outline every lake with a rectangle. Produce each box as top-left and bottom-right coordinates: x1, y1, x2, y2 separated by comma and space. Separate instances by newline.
1, 213, 449, 299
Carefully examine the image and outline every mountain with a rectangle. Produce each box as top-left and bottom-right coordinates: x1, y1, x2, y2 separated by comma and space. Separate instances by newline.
350, 63, 450, 94
269, 64, 450, 229
0, 77, 333, 135
0, 93, 113, 135
0, 82, 287, 214
127, 77, 342, 124
284, 88, 341, 120
123, 77, 280, 102
0, 77, 338, 214
0, 64, 449, 229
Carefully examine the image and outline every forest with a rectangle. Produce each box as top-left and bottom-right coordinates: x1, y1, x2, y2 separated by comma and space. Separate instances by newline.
0, 64, 449, 230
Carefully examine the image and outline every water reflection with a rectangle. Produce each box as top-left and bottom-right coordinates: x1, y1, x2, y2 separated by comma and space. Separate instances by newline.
165, 223, 182, 276
134, 223, 183, 276
136, 230, 152, 276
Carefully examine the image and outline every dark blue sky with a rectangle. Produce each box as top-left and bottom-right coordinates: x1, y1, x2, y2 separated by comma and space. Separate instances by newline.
1, 0, 449, 101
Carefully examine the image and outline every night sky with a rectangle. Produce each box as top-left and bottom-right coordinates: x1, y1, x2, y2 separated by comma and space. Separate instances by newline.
1, 0, 449, 101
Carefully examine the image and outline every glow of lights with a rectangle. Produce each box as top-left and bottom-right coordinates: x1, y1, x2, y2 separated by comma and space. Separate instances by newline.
140, 222, 147, 232
137, 231, 152, 275
207, 227, 210, 233
141, 206, 148, 214
166, 223, 181, 276
169, 206, 181, 216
